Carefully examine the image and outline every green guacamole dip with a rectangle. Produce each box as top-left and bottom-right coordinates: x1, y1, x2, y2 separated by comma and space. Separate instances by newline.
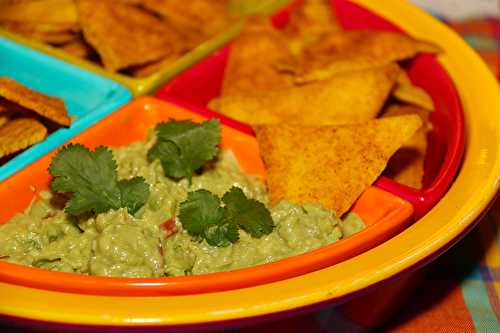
0, 137, 364, 277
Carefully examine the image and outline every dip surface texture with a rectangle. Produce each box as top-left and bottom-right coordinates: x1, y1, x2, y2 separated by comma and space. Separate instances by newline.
0, 137, 363, 277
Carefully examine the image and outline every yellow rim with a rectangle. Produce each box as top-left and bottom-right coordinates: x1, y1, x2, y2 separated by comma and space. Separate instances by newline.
1, 0, 499, 327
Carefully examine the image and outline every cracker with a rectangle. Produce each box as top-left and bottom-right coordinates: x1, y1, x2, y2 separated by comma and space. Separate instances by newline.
253, 114, 422, 216
0, 118, 47, 158
0, 77, 71, 126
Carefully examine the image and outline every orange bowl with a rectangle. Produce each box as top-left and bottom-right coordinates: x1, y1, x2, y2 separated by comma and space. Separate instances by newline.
0, 96, 413, 296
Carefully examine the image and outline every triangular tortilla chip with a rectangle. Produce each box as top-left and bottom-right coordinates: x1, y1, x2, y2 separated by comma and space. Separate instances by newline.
253, 114, 422, 216
382, 105, 432, 189
214, 63, 400, 125
286, 30, 441, 83
0, 118, 47, 158
0, 77, 71, 126
220, 18, 295, 97
393, 71, 434, 111
285, 0, 342, 56
76, 0, 180, 71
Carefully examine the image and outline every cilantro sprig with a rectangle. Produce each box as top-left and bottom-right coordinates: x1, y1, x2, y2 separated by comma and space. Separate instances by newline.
49, 144, 150, 216
148, 119, 221, 183
178, 187, 274, 247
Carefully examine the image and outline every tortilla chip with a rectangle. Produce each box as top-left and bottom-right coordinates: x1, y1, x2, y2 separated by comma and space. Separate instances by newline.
127, 53, 180, 77
0, 21, 79, 34
142, 0, 231, 40
0, 102, 15, 126
253, 114, 422, 216
383, 105, 432, 189
220, 18, 295, 97
393, 71, 434, 111
287, 30, 441, 83
76, 0, 180, 71
285, 0, 342, 56
0, 0, 78, 25
59, 38, 95, 58
0, 117, 47, 158
2, 22, 79, 44
214, 63, 400, 125
0, 77, 71, 126
0, 115, 9, 127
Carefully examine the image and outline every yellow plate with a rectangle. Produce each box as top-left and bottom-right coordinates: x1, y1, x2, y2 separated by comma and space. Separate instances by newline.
0, 0, 499, 328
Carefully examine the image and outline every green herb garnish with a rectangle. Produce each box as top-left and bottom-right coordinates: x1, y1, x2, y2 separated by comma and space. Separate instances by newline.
148, 119, 221, 183
49, 144, 150, 216
178, 187, 274, 247
222, 186, 275, 238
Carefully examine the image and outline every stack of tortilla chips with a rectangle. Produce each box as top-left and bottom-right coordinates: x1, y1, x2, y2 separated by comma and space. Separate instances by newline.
0, 0, 235, 77
210, 0, 438, 216
0, 77, 71, 160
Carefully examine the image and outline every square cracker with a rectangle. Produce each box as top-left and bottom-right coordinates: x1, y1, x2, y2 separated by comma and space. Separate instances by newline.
0, 118, 47, 158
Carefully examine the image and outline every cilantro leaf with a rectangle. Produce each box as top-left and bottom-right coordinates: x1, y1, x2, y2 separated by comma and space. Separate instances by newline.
204, 222, 239, 247
179, 190, 225, 236
148, 119, 221, 183
178, 187, 273, 247
117, 177, 150, 215
223, 187, 274, 238
179, 190, 239, 247
49, 144, 150, 216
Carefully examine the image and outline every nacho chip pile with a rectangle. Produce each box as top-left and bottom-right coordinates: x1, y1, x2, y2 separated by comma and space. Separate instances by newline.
0, 77, 71, 159
0, 0, 236, 77
209, 0, 440, 215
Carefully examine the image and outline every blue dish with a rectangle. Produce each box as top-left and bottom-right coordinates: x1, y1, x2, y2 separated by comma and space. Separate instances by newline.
0, 36, 132, 181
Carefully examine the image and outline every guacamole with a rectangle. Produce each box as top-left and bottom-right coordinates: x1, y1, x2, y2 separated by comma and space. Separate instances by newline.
0, 137, 364, 277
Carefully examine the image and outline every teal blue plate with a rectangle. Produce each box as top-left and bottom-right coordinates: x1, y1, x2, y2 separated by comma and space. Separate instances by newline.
0, 36, 132, 181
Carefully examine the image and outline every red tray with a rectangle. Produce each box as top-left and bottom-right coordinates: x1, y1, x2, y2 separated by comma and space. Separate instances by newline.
156, 0, 465, 220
